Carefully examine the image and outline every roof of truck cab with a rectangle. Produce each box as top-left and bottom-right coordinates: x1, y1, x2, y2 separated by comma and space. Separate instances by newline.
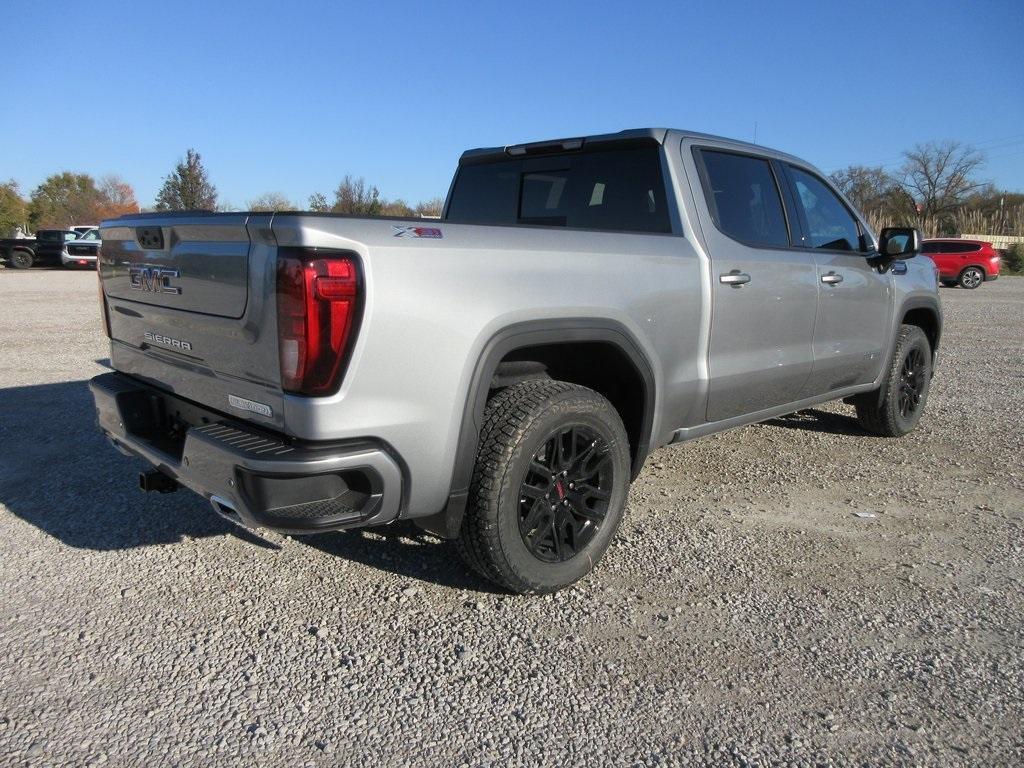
459, 128, 810, 168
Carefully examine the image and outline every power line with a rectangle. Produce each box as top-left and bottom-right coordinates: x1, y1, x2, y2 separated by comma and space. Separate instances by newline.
987, 148, 1024, 162
823, 133, 1024, 174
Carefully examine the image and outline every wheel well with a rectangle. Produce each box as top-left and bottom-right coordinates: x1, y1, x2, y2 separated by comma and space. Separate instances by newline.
493, 341, 649, 475
960, 264, 986, 276
902, 307, 940, 357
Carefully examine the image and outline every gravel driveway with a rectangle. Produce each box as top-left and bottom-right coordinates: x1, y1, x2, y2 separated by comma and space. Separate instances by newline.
1, 269, 1021, 767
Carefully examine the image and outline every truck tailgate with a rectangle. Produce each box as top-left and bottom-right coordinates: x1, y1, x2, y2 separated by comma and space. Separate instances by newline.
102, 215, 250, 318
98, 213, 285, 430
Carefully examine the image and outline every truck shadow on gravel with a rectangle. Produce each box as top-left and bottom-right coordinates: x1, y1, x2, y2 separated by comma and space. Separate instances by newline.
0, 379, 496, 590
0, 379, 280, 552
301, 524, 503, 593
763, 408, 871, 437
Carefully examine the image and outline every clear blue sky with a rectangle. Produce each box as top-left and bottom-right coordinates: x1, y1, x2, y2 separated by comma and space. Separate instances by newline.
3, 0, 1023, 209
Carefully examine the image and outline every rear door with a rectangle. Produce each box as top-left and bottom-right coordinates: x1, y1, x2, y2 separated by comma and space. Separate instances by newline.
782, 166, 892, 394
928, 241, 959, 278
691, 147, 818, 422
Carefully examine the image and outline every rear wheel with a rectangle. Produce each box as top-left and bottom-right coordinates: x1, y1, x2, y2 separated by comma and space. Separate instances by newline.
457, 380, 631, 594
8, 250, 34, 269
959, 267, 984, 289
854, 324, 932, 437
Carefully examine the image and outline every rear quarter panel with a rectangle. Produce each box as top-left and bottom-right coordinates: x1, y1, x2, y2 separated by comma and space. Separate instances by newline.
271, 215, 706, 518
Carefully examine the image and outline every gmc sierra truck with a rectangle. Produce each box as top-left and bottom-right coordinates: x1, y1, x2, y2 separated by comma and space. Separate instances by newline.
89, 128, 941, 593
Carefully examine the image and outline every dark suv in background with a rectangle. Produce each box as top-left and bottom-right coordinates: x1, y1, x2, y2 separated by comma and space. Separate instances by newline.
921, 239, 1001, 289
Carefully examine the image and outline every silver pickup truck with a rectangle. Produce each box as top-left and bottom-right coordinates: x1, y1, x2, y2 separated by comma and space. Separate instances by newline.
90, 128, 941, 593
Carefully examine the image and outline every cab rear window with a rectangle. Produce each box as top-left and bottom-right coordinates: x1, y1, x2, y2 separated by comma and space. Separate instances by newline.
445, 148, 671, 234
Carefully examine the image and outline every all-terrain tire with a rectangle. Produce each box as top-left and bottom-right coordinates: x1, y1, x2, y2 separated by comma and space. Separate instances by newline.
456, 380, 631, 594
854, 324, 932, 437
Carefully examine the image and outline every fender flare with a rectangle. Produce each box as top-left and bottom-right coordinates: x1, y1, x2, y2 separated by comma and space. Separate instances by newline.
897, 295, 943, 355
416, 318, 657, 539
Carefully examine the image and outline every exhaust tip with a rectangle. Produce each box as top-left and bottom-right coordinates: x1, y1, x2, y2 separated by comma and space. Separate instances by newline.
139, 470, 179, 494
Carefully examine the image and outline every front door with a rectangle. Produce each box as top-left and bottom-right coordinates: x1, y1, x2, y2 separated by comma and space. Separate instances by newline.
692, 148, 819, 422
783, 166, 892, 394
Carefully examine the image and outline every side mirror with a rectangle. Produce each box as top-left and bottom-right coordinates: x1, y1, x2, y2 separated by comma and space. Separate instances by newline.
878, 227, 921, 258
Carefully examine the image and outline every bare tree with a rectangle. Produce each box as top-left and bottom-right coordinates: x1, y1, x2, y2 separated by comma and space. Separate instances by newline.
898, 141, 986, 225
414, 197, 444, 217
332, 176, 381, 215
307, 192, 330, 212
247, 192, 296, 212
829, 165, 895, 214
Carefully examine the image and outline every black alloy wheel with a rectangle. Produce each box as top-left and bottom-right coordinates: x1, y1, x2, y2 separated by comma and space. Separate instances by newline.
517, 425, 613, 563
898, 345, 925, 419
854, 324, 932, 438
456, 379, 631, 594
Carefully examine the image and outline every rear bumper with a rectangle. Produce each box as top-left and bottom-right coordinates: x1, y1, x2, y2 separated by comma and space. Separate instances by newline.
986, 272, 999, 282
89, 372, 403, 534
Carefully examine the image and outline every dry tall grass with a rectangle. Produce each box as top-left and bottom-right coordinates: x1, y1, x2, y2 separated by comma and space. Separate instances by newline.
863, 204, 1024, 240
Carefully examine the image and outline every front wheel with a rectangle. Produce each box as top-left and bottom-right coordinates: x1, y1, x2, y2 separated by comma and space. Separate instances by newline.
959, 267, 984, 289
457, 380, 631, 594
854, 325, 932, 437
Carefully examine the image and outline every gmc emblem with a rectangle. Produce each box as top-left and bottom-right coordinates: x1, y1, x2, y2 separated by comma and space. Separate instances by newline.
129, 266, 181, 294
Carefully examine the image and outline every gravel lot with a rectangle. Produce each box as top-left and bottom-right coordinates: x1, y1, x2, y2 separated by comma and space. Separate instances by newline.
1, 268, 1022, 767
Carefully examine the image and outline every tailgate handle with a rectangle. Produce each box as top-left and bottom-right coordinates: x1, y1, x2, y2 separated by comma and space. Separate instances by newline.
137, 227, 164, 250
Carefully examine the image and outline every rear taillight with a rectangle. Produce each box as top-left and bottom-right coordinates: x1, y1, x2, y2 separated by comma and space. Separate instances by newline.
276, 249, 361, 395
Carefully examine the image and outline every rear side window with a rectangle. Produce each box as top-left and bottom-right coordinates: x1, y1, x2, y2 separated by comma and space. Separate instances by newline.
695, 149, 790, 247
788, 167, 863, 252
445, 147, 671, 234
932, 241, 978, 253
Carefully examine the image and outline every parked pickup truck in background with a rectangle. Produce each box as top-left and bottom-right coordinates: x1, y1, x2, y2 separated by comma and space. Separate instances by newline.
89, 128, 942, 593
62, 227, 101, 267
1, 229, 93, 269
0, 235, 37, 269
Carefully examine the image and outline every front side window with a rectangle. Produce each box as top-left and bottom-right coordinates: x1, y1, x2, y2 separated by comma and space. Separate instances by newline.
696, 149, 790, 247
789, 167, 863, 252
445, 147, 671, 234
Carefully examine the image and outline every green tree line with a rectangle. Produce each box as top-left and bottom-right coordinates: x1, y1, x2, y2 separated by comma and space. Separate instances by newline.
2, 148, 443, 237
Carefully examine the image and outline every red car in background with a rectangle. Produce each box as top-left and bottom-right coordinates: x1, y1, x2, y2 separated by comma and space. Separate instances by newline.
921, 239, 1001, 289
